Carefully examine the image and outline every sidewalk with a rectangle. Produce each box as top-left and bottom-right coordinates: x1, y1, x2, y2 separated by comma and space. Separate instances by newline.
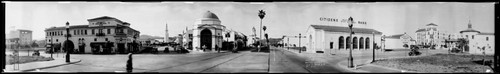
277, 47, 448, 73
4, 57, 81, 72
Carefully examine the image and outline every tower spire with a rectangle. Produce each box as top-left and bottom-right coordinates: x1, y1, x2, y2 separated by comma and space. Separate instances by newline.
468, 19, 472, 29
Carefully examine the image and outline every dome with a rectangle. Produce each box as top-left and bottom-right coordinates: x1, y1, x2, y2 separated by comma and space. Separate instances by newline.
202, 11, 219, 19
426, 23, 438, 26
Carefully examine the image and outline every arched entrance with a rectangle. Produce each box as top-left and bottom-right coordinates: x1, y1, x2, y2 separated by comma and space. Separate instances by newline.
200, 29, 212, 51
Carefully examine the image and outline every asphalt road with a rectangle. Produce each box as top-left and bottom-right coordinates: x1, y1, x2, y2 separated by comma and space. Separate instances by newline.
27, 48, 352, 73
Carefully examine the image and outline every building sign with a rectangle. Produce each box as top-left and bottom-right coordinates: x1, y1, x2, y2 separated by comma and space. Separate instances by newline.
320, 17, 367, 24
401, 34, 411, 44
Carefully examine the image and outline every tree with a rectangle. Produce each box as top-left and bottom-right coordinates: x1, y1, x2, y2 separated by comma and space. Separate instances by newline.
31, 41, 39, 47
457, 38, 469, 53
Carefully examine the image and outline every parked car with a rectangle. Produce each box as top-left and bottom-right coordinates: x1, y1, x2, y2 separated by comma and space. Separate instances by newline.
450, 47, 461, 53
32, 50, 40, 56
408, 49, 421, 56
45, 45, 54, 54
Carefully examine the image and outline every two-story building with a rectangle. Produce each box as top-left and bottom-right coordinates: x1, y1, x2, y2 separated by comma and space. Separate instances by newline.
45, 16, 140, 54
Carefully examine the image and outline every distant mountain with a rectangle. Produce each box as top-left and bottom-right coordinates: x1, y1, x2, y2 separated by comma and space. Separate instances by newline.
139, 35, 164, 40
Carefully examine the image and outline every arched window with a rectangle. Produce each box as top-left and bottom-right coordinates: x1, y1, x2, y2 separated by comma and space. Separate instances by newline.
366, 38, 370, 49
486, 37, 489, 41
353, 37, 358, 49
339, 36, 344, 49
346, 36, 351, 49
330, 42, 333, 49
360, 37, 364, 49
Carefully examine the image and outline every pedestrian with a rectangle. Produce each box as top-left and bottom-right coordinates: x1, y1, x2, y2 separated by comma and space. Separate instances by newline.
126, 53, 133, 73
202, 45, 206, 52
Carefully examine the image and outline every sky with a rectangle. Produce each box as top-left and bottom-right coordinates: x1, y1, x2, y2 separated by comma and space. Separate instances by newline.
5, 2, 495, 43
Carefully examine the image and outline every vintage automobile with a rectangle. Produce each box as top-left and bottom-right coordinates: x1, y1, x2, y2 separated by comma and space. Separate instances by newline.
408, 49, 421, 56
45, 44, 54, 54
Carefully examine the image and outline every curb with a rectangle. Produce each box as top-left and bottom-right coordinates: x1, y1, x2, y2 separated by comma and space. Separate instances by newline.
12, 59, 82, 72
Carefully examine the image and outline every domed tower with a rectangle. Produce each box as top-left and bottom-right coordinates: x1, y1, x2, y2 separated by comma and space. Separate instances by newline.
192, 11, 225, 52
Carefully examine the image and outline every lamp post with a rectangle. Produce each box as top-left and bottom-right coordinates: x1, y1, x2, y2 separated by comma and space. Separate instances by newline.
258, 10, 265, 52
263, 26, 267, 46
347, 17, 354, 68
372, 32, 375, 63
65, 22, 71, 62
51, 35, 53, 58
299, 33, 302, 53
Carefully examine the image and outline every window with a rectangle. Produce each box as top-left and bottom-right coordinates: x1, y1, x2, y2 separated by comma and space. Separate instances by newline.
75, 30, 78, 35
366, 38, 370, 49
486, 37, 489, 41
94, 38, 97, 41
353, 37, 358, 49
360, 37, 364, 49
107, 29, 111, 34
466, 35, 468, 38
85, 30, 87, 35
339, 36, 344, 49
330, 42, 333, 49
92, 29, 95, 34
105, 38, 108, 41
56, 39, 58, 42
472, 35, 474, 39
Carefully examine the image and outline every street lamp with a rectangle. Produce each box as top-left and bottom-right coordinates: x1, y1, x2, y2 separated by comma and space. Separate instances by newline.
65, 22, 71, 62
299, 33, 301, 53
258, 10, 266, 52
347, 17, 355, 68
372, 32, 375, 63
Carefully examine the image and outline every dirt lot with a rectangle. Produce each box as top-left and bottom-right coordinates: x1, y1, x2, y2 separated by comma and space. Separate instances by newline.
373, 53, 494, 73
6, 55, 54, 65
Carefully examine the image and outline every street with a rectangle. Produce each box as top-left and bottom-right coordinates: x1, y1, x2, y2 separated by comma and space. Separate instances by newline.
26, 47, 357, 73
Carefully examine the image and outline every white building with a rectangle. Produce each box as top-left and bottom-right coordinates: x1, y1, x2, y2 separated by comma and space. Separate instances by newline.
383, 33, 414, 49
458, 21, 494, 55
305, 24, 382, 54
182, 11, 247, 52
45, 16, 140, 53
191, 11, 226, 52
6, 29, 33, 49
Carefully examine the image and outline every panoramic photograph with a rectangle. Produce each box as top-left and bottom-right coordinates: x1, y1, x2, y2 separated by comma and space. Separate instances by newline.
2, 2, 497, 73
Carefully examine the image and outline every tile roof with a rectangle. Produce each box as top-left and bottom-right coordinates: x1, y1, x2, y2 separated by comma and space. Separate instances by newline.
415, 29, 426, 32
87, 16, 125, 23
459, 29, 481, 33
310, 25, 382, 35
478, 32, 494, 35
